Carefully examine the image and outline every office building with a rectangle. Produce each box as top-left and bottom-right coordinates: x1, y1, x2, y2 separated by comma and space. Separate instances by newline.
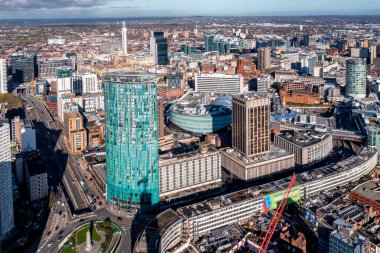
10, 54, 36, 83
63, 111, 87, 153
232, 93, 270, 157
274, 130, 333, 165
121, 21, 128, 54
351, 47, 369, 59
257, 47, 271, 72
204, 35, 215, 52
150, 32, 169, 65
345, 59, 367, 99
25, 158, 48, 201
302, 34, 310, 47
104, 73, 159, 208
0, 59, 7, 94
38, 58, 72, 79
0, 121, 14, 239
194, 73, 244, 94
249, 74, 271, 92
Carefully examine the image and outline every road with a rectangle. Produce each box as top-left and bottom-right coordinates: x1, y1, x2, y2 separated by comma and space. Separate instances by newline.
20, 90, 132, 253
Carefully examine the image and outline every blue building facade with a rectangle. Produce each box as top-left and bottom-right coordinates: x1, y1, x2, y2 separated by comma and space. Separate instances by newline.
104, 73, 159, 209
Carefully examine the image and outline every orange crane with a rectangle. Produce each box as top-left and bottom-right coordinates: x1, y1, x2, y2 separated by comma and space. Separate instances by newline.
249, 175, 297, 253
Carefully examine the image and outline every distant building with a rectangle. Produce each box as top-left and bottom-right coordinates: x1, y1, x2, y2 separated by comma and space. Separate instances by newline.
195, 73, 244, 94
249, 75, 271, 93
150, 32, 169, 65
204, 35, 215, 52
121, 21, 128, 54
104, 73, 159, 209
47, 38, 65, 45
10, 54, 36, 83
257, 47, 271, 72
72, 73, 99, 95
38, 58, 72, 80
0, 120, 14, 239
25, 158, 48, 201
349, 181, 380, 213
64, 111, 87, 153
11, 116, 22, 148
165, 74, 184, 89
345, 59, 367, 99
57, 67, 73, 93
232, 93, 270, 157
0, 59, 7, 93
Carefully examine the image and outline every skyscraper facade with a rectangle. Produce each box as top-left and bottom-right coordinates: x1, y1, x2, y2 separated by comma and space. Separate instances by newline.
345, 58, 367, 99
150, 32, 169, 65
10, 54, 36, 83
104, 73, 159, 209
204, 35, 215, 52
232, 93, 270, 157
0, 59, 7, 94
0, 120, 14, 239
257, 47, 271, 72
121, 21, 128, 54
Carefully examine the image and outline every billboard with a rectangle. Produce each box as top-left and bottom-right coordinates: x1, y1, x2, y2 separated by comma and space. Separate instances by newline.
262, 186, 301, 212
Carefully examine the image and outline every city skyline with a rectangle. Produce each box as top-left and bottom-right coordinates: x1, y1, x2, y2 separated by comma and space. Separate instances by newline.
0, 0, 380, 19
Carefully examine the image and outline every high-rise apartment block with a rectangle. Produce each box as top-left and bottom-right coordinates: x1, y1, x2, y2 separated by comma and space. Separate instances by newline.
64, 111, 87, 153
232, 93, 270, 157
345, 59, 367, 99
150, 32, 169, 65
104, 73, 159, 208
257, 47, 271, 72
73, 73, 99, 95
0, 120, 14, 239
0, 59, 7, 94
121, 21, 128, 54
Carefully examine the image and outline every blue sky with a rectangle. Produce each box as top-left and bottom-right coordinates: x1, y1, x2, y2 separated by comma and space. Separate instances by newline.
0, 0, 379, 19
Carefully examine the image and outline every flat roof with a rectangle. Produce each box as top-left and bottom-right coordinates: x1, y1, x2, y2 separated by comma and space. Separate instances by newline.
222, 144, 293, 166
276, 130, 330, 147
352, 181, 380, 203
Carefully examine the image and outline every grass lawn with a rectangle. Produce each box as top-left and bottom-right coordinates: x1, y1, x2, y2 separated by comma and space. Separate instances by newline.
61, 247, 75, 253
76, 225, 101, 245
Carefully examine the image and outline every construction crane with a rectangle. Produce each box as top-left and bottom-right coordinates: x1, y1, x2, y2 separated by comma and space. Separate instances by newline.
249, 175, 298, 253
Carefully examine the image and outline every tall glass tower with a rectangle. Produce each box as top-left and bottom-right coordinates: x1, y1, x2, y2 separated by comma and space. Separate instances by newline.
104, 73, 159, 209
150, 32, 169, 65
345, 59, 367, 99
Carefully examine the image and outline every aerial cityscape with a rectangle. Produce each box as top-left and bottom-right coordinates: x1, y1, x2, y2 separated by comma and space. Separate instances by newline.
1, 1, 380, 253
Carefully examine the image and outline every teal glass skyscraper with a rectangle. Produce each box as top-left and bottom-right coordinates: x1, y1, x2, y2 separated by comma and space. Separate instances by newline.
104, 73, 159, 209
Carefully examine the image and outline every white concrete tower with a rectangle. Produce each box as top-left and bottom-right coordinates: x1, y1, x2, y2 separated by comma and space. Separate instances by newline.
121, 21, 128, 54
0, 59, 7, 94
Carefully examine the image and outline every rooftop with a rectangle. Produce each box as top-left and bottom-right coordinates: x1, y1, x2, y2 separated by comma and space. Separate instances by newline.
222, 144, 293, 166
169, 91, 231, 117
352, 181, 380, 203
25, 158, 46, 176
276, 130, 330, 147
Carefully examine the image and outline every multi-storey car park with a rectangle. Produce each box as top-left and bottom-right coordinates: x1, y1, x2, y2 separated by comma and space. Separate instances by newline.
134, 147, 378, 253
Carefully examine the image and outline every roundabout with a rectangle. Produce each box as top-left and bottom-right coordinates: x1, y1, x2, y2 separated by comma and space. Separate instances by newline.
59, 220, 121, 253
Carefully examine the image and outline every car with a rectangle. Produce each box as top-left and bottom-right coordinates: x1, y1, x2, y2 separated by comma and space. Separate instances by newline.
55, 226, 59, 230
58, 211, 62, 215
47, 241, 52, 247
117, 217, 123, 221
98, 201, 102, 206
61, 203, 65, 207
57, 201, 61, 205
47, 231, 51, 236
96, 196, 100, 200
59, 230, 64, 235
